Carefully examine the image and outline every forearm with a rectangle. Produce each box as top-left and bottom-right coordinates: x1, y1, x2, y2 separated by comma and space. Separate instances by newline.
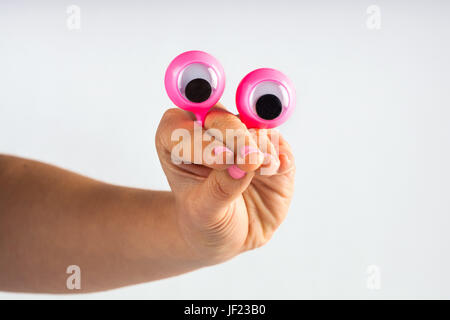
0, 155, 203, 293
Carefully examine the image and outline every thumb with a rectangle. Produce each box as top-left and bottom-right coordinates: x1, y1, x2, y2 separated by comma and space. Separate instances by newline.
193, 169, 254, 219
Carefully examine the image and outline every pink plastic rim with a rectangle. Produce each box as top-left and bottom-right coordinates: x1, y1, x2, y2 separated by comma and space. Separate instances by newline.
164, 51, 225, 124
236, 68, 295, 129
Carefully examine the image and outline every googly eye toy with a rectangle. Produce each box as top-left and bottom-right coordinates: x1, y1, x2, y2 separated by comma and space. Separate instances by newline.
165, 51, 295, 128
164, 50, 226, 125
235, 68, 295, 129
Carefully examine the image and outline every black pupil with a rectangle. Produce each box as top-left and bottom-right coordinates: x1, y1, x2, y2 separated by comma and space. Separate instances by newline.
185, 78, 212, 103
255, 94, 282, 120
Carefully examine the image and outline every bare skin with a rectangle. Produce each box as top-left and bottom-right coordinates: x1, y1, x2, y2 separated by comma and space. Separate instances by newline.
0, 104, 295, 293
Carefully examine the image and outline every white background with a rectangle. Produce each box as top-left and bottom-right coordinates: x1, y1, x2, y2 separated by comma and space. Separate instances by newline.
1, 0, 449, 299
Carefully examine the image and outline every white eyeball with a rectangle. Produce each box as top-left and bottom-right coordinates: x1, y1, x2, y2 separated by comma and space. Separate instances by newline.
249, 81, 289, 120
177, 63, 218, 103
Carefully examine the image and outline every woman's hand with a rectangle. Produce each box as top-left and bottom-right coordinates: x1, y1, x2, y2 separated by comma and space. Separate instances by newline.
156, 104, 295, 265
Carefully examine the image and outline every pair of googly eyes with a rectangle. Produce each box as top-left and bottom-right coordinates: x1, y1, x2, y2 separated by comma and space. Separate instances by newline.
164, 50, 295, 129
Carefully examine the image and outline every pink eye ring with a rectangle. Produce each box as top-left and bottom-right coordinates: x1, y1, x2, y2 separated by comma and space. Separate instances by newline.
164, 50, 225, 124
236, 68, 296, 129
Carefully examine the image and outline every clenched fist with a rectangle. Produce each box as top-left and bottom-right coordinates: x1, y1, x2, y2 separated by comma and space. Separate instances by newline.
156, 104, 295, 264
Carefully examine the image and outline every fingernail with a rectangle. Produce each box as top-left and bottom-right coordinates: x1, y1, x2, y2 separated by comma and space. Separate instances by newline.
240, 146, 260, 158
227, 165, 246, 179
240, 146, 262, 158
213, 146, 233, 156
260, 153, 280, 176
213, 146, 234, 164
238, 146, 263, 166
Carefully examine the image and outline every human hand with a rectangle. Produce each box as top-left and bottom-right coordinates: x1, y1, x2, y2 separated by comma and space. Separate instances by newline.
155, 104, 295, 265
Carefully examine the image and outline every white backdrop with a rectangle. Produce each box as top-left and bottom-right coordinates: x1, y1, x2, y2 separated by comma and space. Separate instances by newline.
1, 0, 449, 299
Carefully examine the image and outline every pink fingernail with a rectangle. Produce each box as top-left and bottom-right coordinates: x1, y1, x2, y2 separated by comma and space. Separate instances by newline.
227, 165, 246, 179
240, 146, 261, 158
213, 146, 233, 156
214, 146, 234, 164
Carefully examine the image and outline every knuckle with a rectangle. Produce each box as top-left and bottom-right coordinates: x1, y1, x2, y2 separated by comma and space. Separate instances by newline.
156, 108, 185, 148
161, 108, 181, 124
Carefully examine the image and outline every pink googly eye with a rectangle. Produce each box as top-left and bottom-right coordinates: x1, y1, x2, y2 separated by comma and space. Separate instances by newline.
164, 51, 225, 124
236, 68, 296, 129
